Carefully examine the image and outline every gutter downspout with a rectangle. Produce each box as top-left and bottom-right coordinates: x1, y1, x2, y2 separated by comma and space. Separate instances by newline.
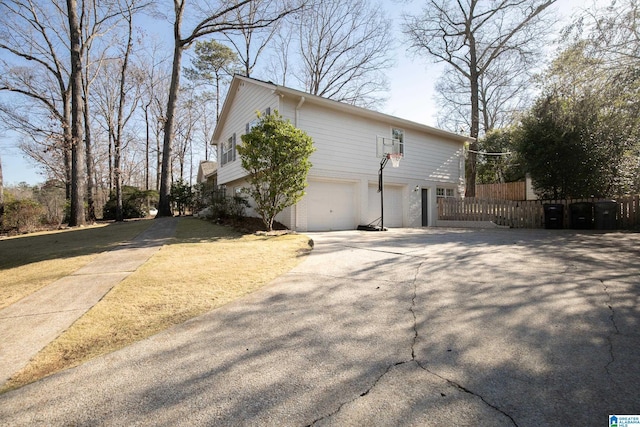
295, 96, 305, 127
294, 96, 306, 231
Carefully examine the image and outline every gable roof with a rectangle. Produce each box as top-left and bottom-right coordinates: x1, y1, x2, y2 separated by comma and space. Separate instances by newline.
213, 75, 474, 145
197, 160, 217, 183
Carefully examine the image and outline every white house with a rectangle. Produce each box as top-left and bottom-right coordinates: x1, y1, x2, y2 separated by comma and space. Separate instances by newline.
212, 75, 472, 231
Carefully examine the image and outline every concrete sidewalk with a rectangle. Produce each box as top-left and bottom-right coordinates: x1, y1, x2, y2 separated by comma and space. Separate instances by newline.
0, 217, 178, 387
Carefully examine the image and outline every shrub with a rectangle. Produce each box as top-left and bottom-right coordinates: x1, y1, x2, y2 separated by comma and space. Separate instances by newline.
33, 180, 66, 225
2, 199, 45, 233
208, 192, 248, 221
103, 186, 158, 220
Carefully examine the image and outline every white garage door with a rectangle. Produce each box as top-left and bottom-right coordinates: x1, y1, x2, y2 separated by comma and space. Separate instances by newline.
307, 180, 357, 231
367, 184, 403, 228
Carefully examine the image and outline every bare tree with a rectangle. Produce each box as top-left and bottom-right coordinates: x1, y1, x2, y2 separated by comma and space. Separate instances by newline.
0, 0, 133, 223
405, 0, 557, 197
569, 0, 640, 70
0, 1, 73, 197
137, 38, 171, 191
291, 0, 392, 107
173, 87, 201, 183
222, 0, 282, 77
265, 21, 294, 86
66, 0, 87, 226
156, 0, 302, 217
434, 51, 533, 135
81, 0, 114, 221
93, 57, 143, 218
0, 153, 4, 222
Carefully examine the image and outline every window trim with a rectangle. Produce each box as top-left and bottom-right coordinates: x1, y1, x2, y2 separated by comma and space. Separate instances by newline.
436, 187, 456, 198
391, 127, 405, 156
221, 133, 236, 166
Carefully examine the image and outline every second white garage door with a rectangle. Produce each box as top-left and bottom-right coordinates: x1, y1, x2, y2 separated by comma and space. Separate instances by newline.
306, 180, 357, 231
367, 184, 403, 228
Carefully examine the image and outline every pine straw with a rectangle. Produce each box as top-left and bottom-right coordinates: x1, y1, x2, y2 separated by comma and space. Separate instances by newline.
2, 217, 312, 392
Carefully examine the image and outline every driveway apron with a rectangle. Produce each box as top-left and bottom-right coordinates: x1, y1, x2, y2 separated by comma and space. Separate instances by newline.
0, 227, 638, 426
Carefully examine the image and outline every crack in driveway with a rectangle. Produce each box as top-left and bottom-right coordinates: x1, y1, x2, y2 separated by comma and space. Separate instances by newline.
600, 279, 619, 377
307, 251, 518, 426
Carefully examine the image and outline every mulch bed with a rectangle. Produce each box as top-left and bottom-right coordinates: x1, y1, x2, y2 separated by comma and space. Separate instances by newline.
213, 216, 291, 235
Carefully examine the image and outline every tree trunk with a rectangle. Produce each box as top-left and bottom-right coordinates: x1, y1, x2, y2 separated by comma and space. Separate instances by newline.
144, 103, 151, 190
63, 93, 73, 201
115, 10, 134, 222
108, 132, 114, 191
157, 127, 162, 192
157, 5, 184, 217
67, 0, 86, 227
115, 146, 123, 221
465, 32, 479, 198
83, 89, 96, 221
0, 154, 4, 223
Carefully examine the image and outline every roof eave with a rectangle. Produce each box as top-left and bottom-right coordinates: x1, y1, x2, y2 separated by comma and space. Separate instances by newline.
272, 85, 474, 144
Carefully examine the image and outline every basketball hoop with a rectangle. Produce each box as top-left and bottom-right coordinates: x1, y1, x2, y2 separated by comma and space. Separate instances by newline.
388, 153, 402, 168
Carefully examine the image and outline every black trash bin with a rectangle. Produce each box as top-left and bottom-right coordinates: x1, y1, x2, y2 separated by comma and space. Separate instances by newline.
595, 200, 618, 230
569, 202, 594, 229
543, 204, 564, 229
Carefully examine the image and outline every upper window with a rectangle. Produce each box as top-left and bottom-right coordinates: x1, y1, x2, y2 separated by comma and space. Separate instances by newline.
221, 133, 236, 166
246, 118, 259, 133
391, 127, 404, 155
245, 107, 272, 134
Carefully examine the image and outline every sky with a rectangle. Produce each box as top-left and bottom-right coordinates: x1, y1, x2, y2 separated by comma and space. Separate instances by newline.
0, 0, 582, 186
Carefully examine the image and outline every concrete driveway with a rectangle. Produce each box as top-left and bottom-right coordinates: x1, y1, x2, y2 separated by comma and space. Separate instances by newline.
0, 228, 638, 426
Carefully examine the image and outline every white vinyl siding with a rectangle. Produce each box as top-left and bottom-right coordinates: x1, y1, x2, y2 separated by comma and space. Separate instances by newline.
286, 99, 464, 185
216, 82, 279, 184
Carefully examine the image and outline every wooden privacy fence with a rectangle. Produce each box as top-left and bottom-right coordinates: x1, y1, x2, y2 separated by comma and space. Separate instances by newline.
438, 196, 640, 229
475, 181, 526, 201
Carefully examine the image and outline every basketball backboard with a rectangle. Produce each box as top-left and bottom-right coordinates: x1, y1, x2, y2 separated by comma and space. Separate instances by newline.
376, 135, 403, 159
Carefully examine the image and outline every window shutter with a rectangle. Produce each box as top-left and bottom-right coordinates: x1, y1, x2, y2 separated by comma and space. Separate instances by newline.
232, 133, 236, 161
265, 107, 271, 116
246, 122, 250, 133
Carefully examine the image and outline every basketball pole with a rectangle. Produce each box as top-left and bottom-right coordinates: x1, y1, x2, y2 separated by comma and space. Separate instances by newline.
378, 155, 389, 231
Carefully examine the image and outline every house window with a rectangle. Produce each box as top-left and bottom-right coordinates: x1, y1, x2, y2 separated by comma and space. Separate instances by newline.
246, 118, 259, 133
245, 107, 272, 133
391, 127, 404, 155
436, 188, 455, 198
221, 133, 236, 166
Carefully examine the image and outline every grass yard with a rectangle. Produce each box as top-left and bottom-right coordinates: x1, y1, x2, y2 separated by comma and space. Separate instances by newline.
1, 217, 312, 392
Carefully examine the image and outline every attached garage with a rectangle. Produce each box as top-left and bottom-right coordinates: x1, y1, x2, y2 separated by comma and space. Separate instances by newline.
306, 180, 358, 231
367, 184, 404, 228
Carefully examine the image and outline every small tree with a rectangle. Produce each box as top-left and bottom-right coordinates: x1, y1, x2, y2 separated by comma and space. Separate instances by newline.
103, 186, 158, 220
238, 111, 315, 231
170, 179, 194, 216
